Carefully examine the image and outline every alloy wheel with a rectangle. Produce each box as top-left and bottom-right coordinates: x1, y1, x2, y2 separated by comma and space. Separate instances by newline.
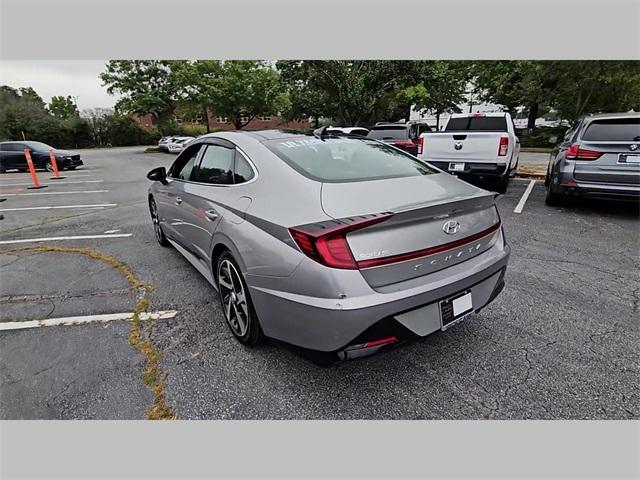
217, 259, 249, 337
150, 200, 163, 244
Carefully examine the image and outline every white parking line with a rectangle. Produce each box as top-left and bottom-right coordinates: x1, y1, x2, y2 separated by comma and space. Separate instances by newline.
0, 174, 94, 183
0, 310, 178, 331
0, 180, 103, 187
0, 204, 116, 212
0, 233, 132, 245
514, 180, 537, 213
2, 190, 108, 196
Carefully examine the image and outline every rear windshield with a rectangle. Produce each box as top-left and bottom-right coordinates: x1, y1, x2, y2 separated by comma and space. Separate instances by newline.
266, 136, 436, 182
582, 118, 640, 141
445, 116, 507, 132
367, 126, 408, 140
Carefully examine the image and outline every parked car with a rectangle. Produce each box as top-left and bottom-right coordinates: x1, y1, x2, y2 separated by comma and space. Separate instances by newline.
158, 136, 176, 151
545, 112, 640, 205
366, 122, 432, 155
417, 113, 520, 193
326, 126, 370, 137
167, 137, 195, 154
146, 129, 510, 360
0, 141, 83, 173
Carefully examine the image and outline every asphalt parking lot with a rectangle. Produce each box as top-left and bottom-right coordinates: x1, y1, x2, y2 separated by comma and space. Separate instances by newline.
0, 146, 638, 419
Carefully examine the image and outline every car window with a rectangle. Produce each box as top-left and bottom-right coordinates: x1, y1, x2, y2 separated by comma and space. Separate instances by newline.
367, 126, 408, 140
192, 145, 234, 185
582, 118, 640, 141
445, 116, 507, 132
234, 151, 255, 184
266, 136, 437, 183
170, 144, 201, 180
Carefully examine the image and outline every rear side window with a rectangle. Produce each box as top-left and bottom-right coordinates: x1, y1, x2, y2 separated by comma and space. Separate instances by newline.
446, 116, 507, 132
266, 136, 436, 183
233, 151, 254, 184
192, 145, 234, 185
582, 118, 640, 141
367, 126, 409, 140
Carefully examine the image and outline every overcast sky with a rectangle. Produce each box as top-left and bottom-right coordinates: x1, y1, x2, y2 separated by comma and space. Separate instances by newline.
1, 60, 120, 110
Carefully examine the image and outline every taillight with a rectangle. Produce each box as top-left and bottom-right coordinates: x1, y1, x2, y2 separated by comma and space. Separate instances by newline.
417, 136, 424, 155
289, 213, 393, 269
498, 136, 509, 156
565, 143, 602, 160
392, 139, 415, 148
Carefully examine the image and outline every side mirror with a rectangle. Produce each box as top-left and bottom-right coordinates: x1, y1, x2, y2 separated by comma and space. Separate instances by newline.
147, 166, 168, 184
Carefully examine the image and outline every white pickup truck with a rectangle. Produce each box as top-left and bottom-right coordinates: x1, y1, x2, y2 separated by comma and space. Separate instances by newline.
417, 112, 520, 193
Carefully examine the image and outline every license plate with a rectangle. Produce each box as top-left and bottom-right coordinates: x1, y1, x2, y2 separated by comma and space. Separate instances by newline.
618, 154, 640, 164
449, 162, 465, 172
440, 291, 473, 331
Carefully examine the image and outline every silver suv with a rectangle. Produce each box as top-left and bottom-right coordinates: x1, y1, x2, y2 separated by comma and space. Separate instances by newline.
545, 112, 640, 205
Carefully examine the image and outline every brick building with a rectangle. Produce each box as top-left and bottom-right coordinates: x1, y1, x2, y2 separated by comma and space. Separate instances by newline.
134, 112, 310, 131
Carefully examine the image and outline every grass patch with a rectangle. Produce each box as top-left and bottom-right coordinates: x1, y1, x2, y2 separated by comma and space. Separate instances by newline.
1, 245, 176, 420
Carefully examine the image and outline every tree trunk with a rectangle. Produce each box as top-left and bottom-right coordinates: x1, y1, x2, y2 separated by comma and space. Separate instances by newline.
203, 106, 211, 133
314, 116, 320, 129
436, 112, 441, 131
527, 102, 539, 132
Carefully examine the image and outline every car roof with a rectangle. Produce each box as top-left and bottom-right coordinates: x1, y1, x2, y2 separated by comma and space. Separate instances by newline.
202, 129, 310, 142
583, 112, 640, 121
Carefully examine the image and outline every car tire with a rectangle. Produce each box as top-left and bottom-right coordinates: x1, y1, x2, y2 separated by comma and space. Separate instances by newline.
149, 198, 171, 247
216, 251, 264, 347
43, 161, 54, 172
545, 182, 565, 206
494, 174, 509, 194
0, 163, 6, 174
67, 166, 77, 170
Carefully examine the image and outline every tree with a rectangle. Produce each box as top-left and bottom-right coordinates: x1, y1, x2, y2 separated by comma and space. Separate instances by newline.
171, 60, 223, 133
207, 61, 289, 130
472, 61, 552, 131
546, 61, 640, 122
100, 60, 178, 133
398, 61, 470, 130
277, 61, 418, 126
49, 95, 79, 119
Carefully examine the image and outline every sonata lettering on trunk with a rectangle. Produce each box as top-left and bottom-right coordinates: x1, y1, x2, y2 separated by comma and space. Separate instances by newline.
428, 242, 483, 267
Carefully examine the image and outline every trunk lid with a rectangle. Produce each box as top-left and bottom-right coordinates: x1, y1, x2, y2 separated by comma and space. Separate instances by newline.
321, 174, 501, 288
421, 132, 505, 163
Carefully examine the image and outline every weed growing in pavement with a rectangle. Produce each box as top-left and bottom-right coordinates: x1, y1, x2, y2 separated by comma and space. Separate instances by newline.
0, 245, 176, 420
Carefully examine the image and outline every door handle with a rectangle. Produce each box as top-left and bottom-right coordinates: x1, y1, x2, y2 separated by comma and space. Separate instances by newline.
175, 196, 182, 205
204, 208, 218, 220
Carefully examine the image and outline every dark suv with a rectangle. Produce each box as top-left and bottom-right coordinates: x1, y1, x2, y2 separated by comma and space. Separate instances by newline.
0, 141, 83, 173
366, 122, 432, 156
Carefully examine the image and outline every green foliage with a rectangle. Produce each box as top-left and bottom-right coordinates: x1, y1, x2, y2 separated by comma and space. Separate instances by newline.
0, 86, 156, 148
473, 61, 640, 127
100, 60, 178, 133
49, 95, 79, 119
398, 61, 470, 128
520, 126, 569, 148
277, 61, 418, 126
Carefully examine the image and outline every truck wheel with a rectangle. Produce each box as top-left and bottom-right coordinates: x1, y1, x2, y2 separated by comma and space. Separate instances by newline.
494, 174, 509, 194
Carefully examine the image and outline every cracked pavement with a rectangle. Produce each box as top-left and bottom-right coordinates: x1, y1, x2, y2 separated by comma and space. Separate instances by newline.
0, 147, 638, 419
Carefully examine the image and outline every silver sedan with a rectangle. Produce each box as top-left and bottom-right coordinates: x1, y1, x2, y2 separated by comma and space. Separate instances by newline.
147, 129, 510, 359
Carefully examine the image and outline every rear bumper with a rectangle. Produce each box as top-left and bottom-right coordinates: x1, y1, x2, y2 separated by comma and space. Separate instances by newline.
427, 160, 508, 177
247, 232, 510, 352
555, 170, 640, 199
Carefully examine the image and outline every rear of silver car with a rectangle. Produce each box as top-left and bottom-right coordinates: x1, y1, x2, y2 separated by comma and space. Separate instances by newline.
548, 114, 640, 202
245, 145, 510, 356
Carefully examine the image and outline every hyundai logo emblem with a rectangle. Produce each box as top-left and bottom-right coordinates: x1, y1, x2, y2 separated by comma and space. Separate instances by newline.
454, 142, 463, 150
630, 144, 638, 151
442, 220, 460, 235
